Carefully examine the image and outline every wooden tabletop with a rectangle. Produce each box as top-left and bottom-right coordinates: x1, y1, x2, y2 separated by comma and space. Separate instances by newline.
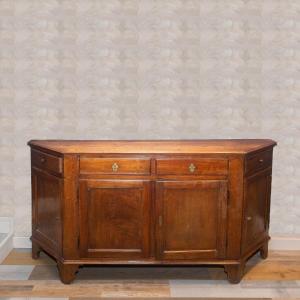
28, 139, 277, 155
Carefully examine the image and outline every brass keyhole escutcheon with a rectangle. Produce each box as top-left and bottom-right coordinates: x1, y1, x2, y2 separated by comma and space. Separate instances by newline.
189, 163, 196, 173
112, 162, 119, 172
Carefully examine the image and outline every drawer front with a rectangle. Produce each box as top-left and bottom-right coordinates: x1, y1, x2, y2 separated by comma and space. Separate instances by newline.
245, 150, 273, 175
80, 157, 151, 175
31, 150, 62, 174
156, 158, 228, 176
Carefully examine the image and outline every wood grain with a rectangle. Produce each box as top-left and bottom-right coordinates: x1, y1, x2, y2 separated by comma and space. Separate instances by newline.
29, 139, 276, 284
28, 139, 277, 154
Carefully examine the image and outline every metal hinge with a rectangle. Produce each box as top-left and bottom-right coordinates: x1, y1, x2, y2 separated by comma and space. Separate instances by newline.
77, 236, 80, 249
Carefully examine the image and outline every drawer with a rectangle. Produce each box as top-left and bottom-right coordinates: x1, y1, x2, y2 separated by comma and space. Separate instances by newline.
80, 157, 151, 175
31, 150, 62, 174
156, 158, 228, 176
245, 150, 273, 175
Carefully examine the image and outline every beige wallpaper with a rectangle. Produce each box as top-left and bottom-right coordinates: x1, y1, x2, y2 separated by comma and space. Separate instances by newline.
0, 0, 299, 239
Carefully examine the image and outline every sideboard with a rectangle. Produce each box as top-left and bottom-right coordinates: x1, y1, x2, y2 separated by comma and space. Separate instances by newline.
28, 139, 276, 284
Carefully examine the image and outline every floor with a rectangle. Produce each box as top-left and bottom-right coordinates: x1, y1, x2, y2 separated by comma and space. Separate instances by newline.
0, 249, 299, 299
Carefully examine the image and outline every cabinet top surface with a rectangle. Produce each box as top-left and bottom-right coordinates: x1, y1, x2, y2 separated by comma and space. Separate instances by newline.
28, 139, 276, 155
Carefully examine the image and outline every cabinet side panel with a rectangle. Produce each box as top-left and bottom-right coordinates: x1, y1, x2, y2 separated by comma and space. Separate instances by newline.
227, 157, 244, 259
62, 154, 80, 259
31, 169, 62, 257
242, 168, 272, 254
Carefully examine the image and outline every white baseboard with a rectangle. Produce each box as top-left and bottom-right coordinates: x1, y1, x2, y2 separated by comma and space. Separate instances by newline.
12, 236, 300, 250
13, 236, 32, 248
269, 236, 300, 251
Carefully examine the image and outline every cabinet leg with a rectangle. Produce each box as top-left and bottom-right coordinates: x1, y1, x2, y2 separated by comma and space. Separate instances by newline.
225, 262, 245, 284
32, 241, 41, 259
260, 241, 269, 259
57, 262, 79, 284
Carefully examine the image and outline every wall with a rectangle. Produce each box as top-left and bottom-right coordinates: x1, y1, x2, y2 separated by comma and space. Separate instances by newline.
0, 0, 299, 243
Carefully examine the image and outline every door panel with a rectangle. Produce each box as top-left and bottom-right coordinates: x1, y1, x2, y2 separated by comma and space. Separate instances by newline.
79, 180, 151, 259
32, 169, 62, 253
156, 180, 227, 260
243, 169, 272, 253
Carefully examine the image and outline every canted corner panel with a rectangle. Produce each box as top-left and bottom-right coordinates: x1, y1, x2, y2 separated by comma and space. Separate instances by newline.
32, 170, 62, 253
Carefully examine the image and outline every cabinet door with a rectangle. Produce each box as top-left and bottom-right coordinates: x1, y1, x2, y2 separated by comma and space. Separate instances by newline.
243, 169, 272, 253
79, 180, 151, 259
32, 169, 62, 254
156, 180, 227, 260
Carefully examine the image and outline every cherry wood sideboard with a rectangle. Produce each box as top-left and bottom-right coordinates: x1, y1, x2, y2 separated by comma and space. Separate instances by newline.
28, 139, 277, 284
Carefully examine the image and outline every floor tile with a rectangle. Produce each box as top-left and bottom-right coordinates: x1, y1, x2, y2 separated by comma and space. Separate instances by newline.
0, 249, 299, 298
29, 265, 213, 281
2, 250, 55, 266
27, 297, 68, 300
244, 260, 300, 280
0, 297, 67, 300
0, 298, 28, 300
0, 265, 34, 280
285, 288, 300, 298
0, 285, 33, 292
170, 279, 290, 298
69, 298, 237, 300
28, 265, 59, 280
30, 281, 170, 298
241, 280, 300, 288
13, 249, 31, 253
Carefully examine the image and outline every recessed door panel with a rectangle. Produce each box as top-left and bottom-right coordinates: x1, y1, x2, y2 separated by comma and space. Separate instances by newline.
79, 180, 151, 259
156, 180, 228, 260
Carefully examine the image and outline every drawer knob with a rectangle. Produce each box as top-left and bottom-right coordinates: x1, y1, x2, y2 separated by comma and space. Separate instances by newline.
259, 158, 264, 163
112, 162, 119, 172
246, 216, 252, 221
40, 157, 46, 163
189, 163, 196, 173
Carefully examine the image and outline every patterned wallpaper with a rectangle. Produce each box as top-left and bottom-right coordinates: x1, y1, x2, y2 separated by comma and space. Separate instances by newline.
0, 0, 299, 239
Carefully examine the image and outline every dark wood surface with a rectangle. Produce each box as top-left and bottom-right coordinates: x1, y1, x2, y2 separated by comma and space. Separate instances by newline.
28, 139, 276, 154
242, 168, 272, 254
29, 139, 276, 284
80, 157, 151, 175
156, 180, 227, 260
156, 158, 228, 175
31, 149, 62, 175
31, 169, 62, 255
79, 180, 151, 259
245, 149, 273, 175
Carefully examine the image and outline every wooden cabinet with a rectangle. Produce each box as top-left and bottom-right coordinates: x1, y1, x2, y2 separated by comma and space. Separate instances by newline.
79, 180, 150, 259
242, 169, 272, 255
28, 139, 276, 284
156, 180, 227, 260
31, 169, 62, 255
